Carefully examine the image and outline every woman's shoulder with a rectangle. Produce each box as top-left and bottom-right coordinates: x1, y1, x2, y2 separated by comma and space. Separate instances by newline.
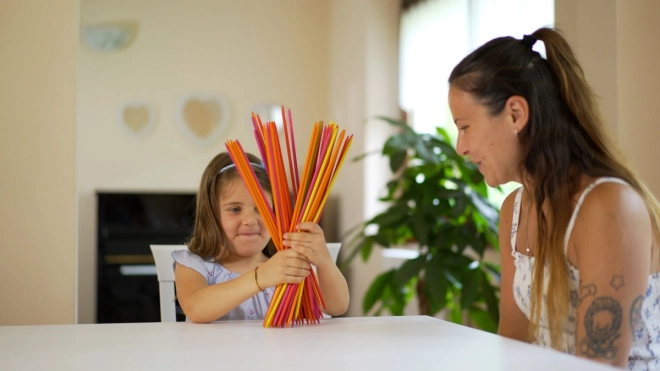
499, 186, 522, 222
577, 177, 645, 216
572, 177, 652, 251
498, 186, 523, 254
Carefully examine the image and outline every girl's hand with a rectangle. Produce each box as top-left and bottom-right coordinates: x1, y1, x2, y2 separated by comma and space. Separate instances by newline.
283, 222, 333, 269
257, 249, 310, 288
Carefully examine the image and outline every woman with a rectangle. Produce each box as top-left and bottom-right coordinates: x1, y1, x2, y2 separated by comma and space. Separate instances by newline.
447, 28, 660, 369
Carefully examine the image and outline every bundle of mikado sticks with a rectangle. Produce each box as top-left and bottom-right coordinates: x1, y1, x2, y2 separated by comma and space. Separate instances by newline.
225, 107, 353, 328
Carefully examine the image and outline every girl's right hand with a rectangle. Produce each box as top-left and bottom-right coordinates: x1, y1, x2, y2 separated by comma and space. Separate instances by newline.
256, 249, 311, 288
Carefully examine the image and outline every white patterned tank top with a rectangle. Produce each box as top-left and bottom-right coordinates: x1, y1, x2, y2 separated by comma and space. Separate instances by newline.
510, 177, 660, 370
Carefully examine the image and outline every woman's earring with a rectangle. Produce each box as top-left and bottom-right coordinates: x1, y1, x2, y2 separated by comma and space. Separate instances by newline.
514, 129, 518, 137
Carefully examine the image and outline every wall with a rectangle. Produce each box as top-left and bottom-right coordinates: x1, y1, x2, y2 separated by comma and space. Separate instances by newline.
554, 0, 618, 133
555, 0, 660, 198
0, 0, 78, 325
78, 0, 331, 323
616, 1, 660, 196
327, 0, 401, 317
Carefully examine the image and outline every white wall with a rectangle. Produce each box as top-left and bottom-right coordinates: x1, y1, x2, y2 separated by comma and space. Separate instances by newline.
555, 0, 660, 198
327, 0, 401, 317
554, 0, 618, 133
616, 0, 660, 196
0, 0, 78, 325
78, 0, 331, 323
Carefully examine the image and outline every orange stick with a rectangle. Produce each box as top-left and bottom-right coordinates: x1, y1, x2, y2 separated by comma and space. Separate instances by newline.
288, 123, 320, 231
305, 129, 344, 222
312, 135, 353, 222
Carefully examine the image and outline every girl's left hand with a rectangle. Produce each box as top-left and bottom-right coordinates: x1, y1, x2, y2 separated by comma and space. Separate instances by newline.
283, 222, 333, 269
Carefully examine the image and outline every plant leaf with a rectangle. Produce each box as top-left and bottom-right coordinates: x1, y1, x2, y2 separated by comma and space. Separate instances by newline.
468, 191, 499, 229
481, 277, 500, 324
363, 270, 394, 314
425, 256, 448, 311
389, 150, 407, 173
351, 148, 380, 163
468, 307, 498, 333
444, 269, 462, 290
375, 116, 415, 134
394, 255, 425, 290
410, 214, 430, 247
448, 298, 462, 324
370, 203, 409, 228
460, 268, 481, 309
360, 238, 374, 262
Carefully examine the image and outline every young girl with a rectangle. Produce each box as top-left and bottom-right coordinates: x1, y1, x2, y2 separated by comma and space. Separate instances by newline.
173, 152, 350, 323
448, 28, 659, 369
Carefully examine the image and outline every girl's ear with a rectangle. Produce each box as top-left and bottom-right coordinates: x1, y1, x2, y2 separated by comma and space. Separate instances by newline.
505, 95, 529, 132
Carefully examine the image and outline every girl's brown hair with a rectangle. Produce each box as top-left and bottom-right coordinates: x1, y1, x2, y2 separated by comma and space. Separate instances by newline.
187, 152, 276, 262
449, 27, 660, 349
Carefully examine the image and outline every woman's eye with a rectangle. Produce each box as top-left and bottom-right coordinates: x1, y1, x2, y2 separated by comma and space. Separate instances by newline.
459, 126, 468, 132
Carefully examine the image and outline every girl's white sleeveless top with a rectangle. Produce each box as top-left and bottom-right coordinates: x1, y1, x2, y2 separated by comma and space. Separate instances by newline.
172, 250, 274, 321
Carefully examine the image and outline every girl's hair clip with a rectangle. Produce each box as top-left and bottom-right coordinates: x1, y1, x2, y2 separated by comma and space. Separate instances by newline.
218, 161, 265, 175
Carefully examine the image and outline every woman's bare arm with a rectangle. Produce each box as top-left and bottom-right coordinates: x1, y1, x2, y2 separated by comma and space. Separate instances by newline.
572, 182, 652, 368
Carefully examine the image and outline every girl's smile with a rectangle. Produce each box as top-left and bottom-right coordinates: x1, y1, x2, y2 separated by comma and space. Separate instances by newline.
218, 179, 272, 261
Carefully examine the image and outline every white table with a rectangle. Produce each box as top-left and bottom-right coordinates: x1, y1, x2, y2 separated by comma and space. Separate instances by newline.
0, 316, 615, 370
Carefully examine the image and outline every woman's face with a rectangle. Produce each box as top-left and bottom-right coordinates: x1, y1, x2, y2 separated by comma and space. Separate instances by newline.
217, 178, 272, 259
448, 86, 525, 187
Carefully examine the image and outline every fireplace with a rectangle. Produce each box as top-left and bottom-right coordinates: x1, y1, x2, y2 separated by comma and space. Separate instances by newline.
96, 191, 195, 323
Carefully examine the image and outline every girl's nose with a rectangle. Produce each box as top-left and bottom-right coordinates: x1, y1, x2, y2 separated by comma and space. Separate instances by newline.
242, 215, 257, 226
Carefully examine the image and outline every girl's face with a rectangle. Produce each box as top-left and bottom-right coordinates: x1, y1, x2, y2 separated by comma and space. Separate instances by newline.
448, 87, 525, 187
218, 178, 272, 259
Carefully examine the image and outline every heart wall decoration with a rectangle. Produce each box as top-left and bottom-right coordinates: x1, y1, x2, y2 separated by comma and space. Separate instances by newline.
117, 101, 157, 139
176, 93, 231, 147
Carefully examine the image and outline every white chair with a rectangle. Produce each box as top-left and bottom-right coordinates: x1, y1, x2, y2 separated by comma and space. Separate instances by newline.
150, 243, 341, 322
326, 242, 341, 266
150, 244, 188, 322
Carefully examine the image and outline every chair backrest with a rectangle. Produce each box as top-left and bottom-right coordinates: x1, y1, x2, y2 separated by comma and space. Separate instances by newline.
150, 243, 341, 322
150, 244, 188, 322
327, 242, 341, 265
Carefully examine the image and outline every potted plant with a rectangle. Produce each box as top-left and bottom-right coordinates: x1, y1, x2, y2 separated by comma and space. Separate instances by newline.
343, 117, 502, 332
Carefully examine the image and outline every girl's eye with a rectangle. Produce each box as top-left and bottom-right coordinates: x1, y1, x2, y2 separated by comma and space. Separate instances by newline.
228, 207, 240, 213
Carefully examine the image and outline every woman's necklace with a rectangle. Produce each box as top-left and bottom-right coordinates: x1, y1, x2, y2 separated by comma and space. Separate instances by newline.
525, 200, 533, 256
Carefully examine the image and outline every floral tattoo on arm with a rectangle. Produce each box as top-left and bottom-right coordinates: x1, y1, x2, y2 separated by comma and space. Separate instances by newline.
579, 296, 623, 360
578, 275, 629, 360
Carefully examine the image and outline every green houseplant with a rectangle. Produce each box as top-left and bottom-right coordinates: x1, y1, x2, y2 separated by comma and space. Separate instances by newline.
344, 117, 502, 332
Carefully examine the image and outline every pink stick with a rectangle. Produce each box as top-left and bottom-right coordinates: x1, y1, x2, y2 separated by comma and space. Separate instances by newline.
288, 109, 300, 191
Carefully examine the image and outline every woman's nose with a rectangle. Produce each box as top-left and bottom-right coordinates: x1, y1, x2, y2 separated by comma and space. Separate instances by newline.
456, 135, 468, 156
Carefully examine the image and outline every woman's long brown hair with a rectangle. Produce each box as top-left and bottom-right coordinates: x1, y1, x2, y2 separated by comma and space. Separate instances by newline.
449, 27, 660, 349
187, 152, 275, 262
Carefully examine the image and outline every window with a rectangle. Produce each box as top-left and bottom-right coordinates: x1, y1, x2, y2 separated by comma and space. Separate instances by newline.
399, 0, 554, 207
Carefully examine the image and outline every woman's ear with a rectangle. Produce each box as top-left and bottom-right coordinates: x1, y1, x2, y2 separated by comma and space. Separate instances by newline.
506, 95, 529, 132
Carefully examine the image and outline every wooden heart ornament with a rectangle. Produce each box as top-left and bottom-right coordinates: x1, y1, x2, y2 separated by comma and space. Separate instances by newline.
176, 94, 231, 146
118, 101, 156, 139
